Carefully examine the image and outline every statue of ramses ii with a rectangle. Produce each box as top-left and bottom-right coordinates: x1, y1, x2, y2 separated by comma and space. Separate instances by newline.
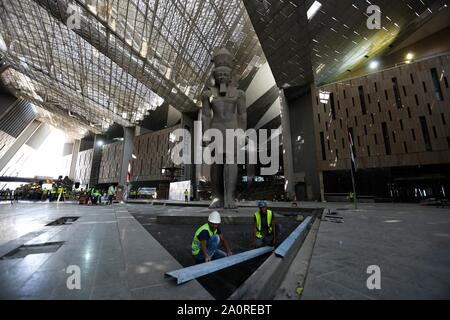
202, 48, 246, 209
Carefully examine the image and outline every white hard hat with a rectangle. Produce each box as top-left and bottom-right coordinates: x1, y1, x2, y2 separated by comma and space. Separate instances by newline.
208, 211, 221, 224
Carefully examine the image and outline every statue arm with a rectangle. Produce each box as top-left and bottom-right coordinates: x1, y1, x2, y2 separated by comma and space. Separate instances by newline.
202, 89, 212, 132
237, 89, 246, 130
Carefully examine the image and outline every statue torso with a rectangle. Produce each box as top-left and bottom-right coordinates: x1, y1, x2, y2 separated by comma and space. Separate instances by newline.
210, 85, 240, 130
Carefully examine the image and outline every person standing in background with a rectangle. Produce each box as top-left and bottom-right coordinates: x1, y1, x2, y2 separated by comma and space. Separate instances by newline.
108, 185, 116, 205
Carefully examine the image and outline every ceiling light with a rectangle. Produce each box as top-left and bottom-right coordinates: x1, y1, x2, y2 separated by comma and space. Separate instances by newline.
405, 53, 414, 60
369, 61, 379, 70
97, 140, 104, 147
307, 1, 322, 20
319, 90, 330, 104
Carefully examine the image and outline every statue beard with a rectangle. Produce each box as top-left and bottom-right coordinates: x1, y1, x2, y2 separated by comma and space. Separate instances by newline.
219, 82, 227, 96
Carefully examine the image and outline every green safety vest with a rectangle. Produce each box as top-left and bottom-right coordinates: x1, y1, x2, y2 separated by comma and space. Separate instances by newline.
255, 210, 273, 239
192, 223, 217, 256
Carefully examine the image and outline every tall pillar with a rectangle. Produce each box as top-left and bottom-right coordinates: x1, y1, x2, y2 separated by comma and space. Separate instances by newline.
279, 89, 295, 196
319, 171, 325, 202
180, 112, 195, 183
194, 110, 203, 200
0, 119, 41, 172
283, 85, 321, 201
89, 134, 105, 186
69, 139, 80, 180
119, 127, 135, 186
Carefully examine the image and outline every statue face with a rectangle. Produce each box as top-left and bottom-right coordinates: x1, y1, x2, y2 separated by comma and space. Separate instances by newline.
214, 67, 231, 84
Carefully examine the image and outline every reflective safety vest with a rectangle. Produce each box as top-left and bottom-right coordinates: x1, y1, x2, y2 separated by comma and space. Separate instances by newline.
184, 190, 189, 196
255, 210, 273, 239
192, 223, 217, 255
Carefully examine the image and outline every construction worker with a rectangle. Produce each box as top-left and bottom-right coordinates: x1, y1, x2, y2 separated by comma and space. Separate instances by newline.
57, 185, 64, 202
108, 185, 116, 205
348, 192, 355, 201
91, 188, 101, 204
50, 186, 57, 202
252, 201, 277, 248
184, 189, 189, 202
192, 211, 232, 264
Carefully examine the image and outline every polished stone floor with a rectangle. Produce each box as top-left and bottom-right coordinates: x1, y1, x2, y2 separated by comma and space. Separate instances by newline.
0, 202, 212, 299
1, 201, 449, 300
302, 203, 450, 299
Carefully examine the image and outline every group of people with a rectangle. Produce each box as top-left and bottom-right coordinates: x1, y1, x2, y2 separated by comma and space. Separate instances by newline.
80, 185, 116, 205
191, 200, 278, 264
1, 184, 68, 203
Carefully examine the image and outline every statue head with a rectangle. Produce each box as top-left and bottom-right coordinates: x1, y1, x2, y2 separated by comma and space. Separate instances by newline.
213, 66, 232, 85
211, 48, 233, 91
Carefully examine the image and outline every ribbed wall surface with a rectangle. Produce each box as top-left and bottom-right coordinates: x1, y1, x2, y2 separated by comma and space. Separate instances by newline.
0, 100, 35, 138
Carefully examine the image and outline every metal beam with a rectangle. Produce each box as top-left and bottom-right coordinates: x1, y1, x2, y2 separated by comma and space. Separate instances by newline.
274, 216, 313, 258
0, 120, 41, 173
166, 246, 274, 285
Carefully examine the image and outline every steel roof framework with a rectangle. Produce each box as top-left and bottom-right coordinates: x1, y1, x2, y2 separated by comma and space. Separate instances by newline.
0, 0, 264, 138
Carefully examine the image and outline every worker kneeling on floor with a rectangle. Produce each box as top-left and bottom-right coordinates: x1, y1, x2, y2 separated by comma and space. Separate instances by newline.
192, 211, 232, 264
252, 201, 280, 248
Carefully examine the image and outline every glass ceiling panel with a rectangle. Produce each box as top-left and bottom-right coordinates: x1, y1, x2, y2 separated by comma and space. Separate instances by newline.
0, 0, 264, 137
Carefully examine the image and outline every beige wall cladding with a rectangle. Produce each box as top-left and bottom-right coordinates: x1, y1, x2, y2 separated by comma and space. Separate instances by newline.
75, 148, 93, 185
0, 130, 15, 159
98, 141, 123, 184
132, 125, 181, 182
313, 54, 450, 172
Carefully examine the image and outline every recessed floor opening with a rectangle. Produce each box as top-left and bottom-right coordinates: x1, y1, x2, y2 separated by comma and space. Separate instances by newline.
0, 241, 65, 260
46, 217, 79, 226
130, 210, 304, 299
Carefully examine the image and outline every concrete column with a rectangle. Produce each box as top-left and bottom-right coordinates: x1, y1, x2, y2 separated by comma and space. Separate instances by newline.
284, 84, 321, 201
89, 134, 105, 186
119, 126, 135, 186
279, 89, 295, 196
180, 112, 195, 183
0, 119, 41, 172
319, 171, 325, 202
194, 110, 203, 199
68, 139, 80, 180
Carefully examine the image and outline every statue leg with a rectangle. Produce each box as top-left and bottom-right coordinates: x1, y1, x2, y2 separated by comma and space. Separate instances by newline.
209, 163, 224, 208
223, 163, 238, 209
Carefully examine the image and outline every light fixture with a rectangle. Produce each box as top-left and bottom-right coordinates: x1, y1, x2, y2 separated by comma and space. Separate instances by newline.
307, 1, 322, 21
369, 61, 379, 70
319, 90, 330, 104
97, 140, 104, 147
405, 52, 414, 60
132, 154, 137, 159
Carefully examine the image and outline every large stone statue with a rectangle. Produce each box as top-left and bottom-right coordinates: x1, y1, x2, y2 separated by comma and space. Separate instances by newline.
202, 48, 246, 209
